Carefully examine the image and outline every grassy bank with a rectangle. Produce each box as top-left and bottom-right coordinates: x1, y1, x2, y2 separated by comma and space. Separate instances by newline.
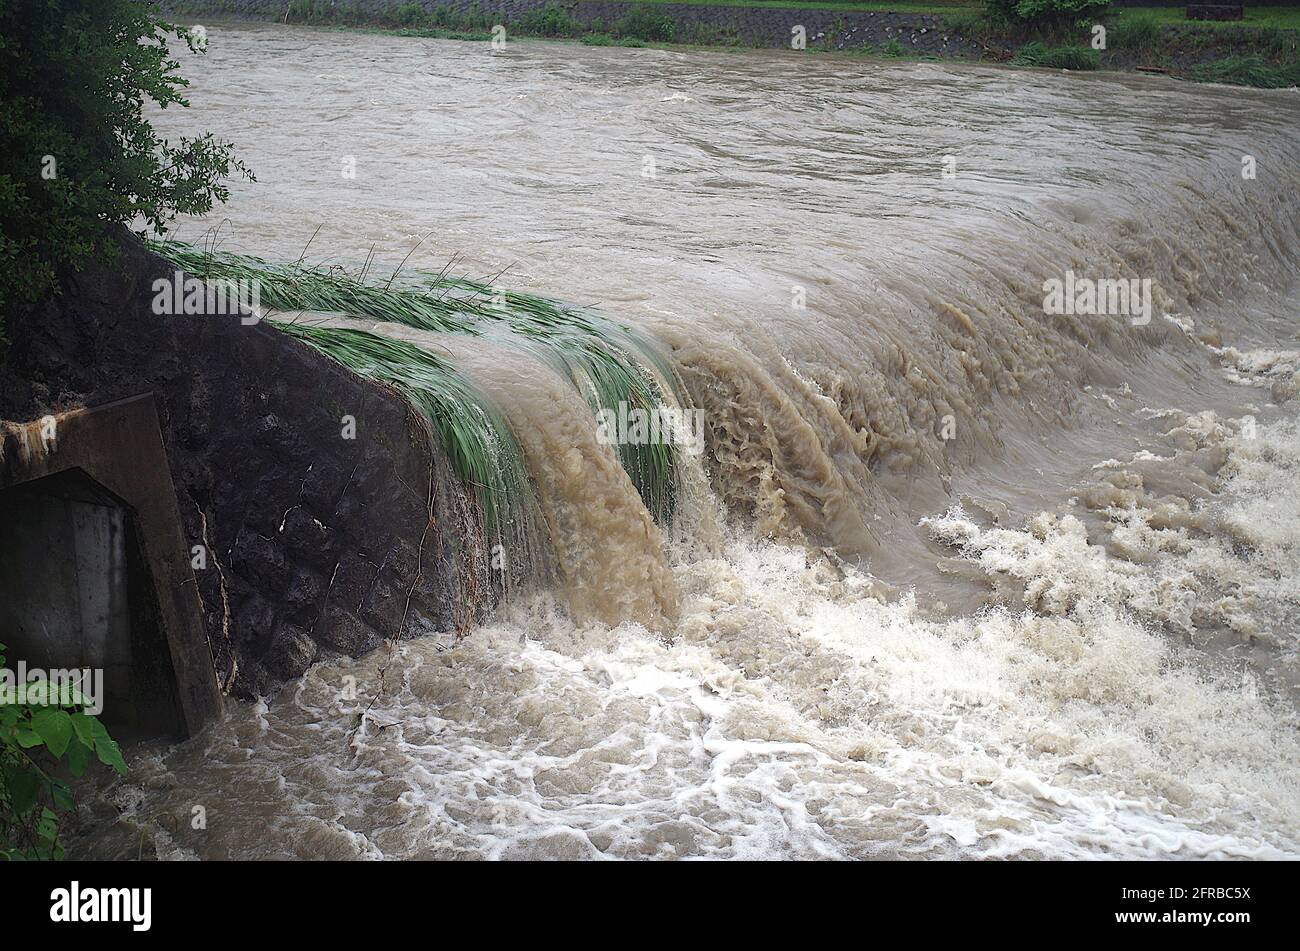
264, 0, 1300, 25
939, 6, 1300, 83
227, 0, 1300, 87
611, 0, 1300, 29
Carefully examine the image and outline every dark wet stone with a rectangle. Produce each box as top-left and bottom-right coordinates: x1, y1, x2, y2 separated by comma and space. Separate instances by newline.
265, 623, 320, 679
317, 605, 381, 656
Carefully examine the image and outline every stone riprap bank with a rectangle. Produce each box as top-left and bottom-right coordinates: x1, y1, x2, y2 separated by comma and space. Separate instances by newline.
162, 0, 991, 57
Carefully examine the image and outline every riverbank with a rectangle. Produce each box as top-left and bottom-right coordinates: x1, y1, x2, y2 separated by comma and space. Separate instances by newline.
161, 0, 1300, 86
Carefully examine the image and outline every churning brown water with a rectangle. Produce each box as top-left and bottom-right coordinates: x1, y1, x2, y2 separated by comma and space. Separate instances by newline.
74, 22, 1300, 858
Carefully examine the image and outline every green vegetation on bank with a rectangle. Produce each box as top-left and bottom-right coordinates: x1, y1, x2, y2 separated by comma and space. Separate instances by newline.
524, 1, 1300, 30
1121, 6, 1300, 29
1013, 40, 1099, 67
1191, 52, 1300, 85
950, 0, 1298, 72
990, 0, 1110, 31
0, 0, 251, 337
598, 0, 1300, 25
297, 0, 688, 43
153, 241, 533, 538
1, 0, 688, 537
253, 0, 1300, 87
262, 0, 1300, 29
0, 0, 240, 861
1, 643, 127, 860
153, 241, 683, 525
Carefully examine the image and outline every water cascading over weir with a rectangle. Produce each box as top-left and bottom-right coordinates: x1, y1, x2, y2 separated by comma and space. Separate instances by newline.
0, 229, 694, 729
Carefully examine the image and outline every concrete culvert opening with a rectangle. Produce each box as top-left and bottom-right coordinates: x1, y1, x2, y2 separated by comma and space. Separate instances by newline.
0, 396, 222, 741
0, 467, 186, 741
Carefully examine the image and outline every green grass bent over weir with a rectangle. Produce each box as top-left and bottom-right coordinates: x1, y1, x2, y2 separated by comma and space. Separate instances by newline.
152, 240, 684, 531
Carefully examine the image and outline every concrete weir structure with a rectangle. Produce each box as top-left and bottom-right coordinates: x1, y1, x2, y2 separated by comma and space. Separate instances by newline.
0, 396, 222, 739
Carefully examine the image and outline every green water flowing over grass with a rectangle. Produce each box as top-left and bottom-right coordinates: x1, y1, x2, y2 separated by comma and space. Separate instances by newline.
151, 240, 682, 526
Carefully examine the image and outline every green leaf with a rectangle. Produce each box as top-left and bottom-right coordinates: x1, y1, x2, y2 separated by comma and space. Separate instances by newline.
70, 712, 96, 749
50, 779, 75, 812
74, 714, 127, 774
15, 725, 42, 749
94, 732, 127, 774
36, 808, 58, 842
31, 708, 73, 758
2, 764, 40, 816
66, 739, 91, 778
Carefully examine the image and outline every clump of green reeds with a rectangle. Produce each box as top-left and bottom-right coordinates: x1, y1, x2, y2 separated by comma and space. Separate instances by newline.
1192, 54, 1300, 89
156, 242, 477, 334
431, 276, 680, 522
1014, 42, 1100, 70
152, 240, 682, 523
1109, 14, 1162, 52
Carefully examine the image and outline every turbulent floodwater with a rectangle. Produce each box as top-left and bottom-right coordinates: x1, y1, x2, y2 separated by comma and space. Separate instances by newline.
73, 23, 1300, 858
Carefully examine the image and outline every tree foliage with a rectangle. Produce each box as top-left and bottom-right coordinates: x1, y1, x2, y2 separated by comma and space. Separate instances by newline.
0, 0, 252, 330
986, 0, 1113, 33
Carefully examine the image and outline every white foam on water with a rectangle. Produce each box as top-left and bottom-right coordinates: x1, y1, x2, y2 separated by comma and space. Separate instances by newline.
75, 411, 1300, 860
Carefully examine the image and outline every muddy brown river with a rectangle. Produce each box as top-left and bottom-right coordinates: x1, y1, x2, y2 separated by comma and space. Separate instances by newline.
72, 22, 1300, 859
